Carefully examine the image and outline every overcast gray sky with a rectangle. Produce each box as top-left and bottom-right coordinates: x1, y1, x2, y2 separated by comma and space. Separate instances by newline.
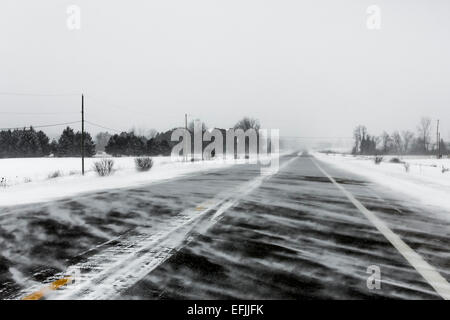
1, 0, 450, 140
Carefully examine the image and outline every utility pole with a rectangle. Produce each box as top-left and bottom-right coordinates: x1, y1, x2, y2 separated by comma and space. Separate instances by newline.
81, 94, 85, 175
438, 132, 441, 157
437, 119, 440, 159
185, 113, 188, 162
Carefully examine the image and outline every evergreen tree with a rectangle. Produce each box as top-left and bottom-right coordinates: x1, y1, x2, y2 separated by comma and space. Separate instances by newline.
105, 132, 146, 156
49, 139, 59, 155
36, 130, 51, 156
56, 126, 96, 157
74, 132, 96, 157
57, 127, 77, 156
0, 127, 51, 157
16, 127, 41, 157
440, 138, 447, 155
146, 138, 157, 155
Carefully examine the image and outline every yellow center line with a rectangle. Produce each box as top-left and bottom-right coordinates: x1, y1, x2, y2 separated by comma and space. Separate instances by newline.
22, 201, 213, 299
22, 277, 73, 300
20, 198, 227, 299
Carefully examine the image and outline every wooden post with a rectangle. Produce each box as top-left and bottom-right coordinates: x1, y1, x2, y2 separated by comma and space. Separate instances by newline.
81, 94, 85, 175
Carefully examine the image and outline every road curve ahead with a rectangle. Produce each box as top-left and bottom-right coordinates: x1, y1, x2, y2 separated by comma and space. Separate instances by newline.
1, 153, 449, 300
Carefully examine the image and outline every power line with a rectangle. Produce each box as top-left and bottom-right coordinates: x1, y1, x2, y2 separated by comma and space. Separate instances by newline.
280, 136, 353, 140
86, 94, 188, 119
0, 111, 79, 115
0, 121, 81, 131
85, 120, 123, 133
0, 92, 79, 97
82, 94, 84, 175
86, 95, 153, 117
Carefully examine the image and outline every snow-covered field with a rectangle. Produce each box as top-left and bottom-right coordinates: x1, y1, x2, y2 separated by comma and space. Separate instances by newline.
0, 153, 283, 208
314, 152, 450, 212
0, 156, 236, 207
0, 157, 169, 186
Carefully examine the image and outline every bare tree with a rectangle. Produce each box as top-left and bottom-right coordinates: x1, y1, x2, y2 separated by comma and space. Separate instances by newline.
401, 130, 414, 154
131, 127, 158, 139
352, 125, 367, 154
417, 117, 432, 152
392, 131, 403, 155
188, 119, 207, 132
146, 128, 158, 139
380, 131, 392, 154
95, 131, 112, 152
234, 117, 261, 131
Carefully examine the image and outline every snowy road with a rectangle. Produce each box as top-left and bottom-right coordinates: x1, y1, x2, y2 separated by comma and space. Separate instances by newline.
1, 153, 450, 299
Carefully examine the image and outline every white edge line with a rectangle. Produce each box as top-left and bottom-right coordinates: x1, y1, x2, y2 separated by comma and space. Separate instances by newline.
311, 157, 450, 300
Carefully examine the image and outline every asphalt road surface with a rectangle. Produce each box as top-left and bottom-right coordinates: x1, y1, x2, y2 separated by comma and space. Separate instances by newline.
1, 153, 449, 299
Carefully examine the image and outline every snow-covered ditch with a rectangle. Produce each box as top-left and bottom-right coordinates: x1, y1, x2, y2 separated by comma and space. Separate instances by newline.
0, 156, 237, 207
314, 152, 450, 212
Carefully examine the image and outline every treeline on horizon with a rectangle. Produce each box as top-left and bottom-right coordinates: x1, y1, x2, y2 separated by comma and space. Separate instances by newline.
0, 117, 261, 158
0, 126, 96, 158
352, 117, 448, 156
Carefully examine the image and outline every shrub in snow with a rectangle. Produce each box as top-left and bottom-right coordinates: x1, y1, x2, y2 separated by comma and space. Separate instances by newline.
134, 156, 153, 172
0, 177, 7, 188
442, 166, 449, 174
374, 156, 383, 165
389, 157, 403, 164
93, 159, 115, 176
48, 170, 62, 179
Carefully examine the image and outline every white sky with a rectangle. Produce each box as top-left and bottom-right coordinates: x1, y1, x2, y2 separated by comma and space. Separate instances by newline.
1, 0, 450, 140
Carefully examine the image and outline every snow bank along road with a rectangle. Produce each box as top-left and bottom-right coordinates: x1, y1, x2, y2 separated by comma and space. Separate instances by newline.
314, 152, 450, 214
0, 153, 449, 299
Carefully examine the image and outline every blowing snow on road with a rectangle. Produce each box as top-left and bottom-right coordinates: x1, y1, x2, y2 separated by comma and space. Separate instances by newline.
1, 153, 449, 300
